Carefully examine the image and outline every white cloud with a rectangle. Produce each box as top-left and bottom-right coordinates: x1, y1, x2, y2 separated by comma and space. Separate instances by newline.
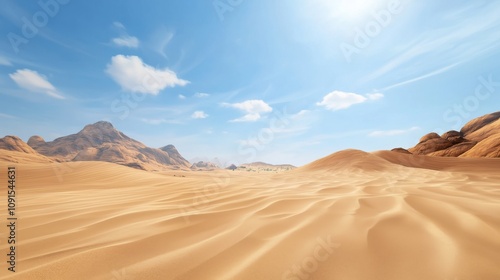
192, 111, 209, 119
178, 94, 186, 100
222, 99, 272, 122
195, 92, 210, 98
9, 69, 64, 99
106, 55, 188, 95
317, 90, 373, 110
112, 35, 139, 48
369, 126, 420, 137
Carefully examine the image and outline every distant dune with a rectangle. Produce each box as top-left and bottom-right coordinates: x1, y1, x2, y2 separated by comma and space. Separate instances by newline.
393, 111, 500, 157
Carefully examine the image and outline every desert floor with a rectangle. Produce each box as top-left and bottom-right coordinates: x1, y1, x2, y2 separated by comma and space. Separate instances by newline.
1, 150, 500, 280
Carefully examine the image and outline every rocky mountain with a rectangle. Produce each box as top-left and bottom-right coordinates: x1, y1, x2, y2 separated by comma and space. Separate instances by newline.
13, 121, 191, 171
393, 111, 500, 158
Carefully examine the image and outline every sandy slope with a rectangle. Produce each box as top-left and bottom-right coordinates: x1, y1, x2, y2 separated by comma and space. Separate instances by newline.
1, 150, 499, 280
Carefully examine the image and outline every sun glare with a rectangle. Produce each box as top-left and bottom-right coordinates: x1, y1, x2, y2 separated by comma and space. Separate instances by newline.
327, 0, 384, 23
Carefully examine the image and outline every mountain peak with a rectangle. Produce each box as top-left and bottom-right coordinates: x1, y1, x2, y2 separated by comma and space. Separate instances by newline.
15, 121, 192, 170
82, 121, 115, 132
77, 121, 126, 145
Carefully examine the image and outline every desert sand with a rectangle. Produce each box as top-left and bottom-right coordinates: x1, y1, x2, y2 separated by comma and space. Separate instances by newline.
1, 149, 499, 280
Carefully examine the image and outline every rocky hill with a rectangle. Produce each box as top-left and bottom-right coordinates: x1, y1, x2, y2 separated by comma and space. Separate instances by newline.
0, 121, 191, 171
0, 135, 54, 163
1, 135, 39, 154
393, 111, 500, 158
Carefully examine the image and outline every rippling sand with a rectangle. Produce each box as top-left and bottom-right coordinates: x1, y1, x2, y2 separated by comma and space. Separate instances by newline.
1, 150, 499, 280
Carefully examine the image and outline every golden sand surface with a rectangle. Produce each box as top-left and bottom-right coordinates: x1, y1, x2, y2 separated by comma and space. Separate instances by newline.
0, 149, 499, 279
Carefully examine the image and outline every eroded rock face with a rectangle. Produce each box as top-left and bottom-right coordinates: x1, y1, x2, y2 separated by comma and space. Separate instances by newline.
400, 112, 500, 158
441, 130, 464, 145
419, 133, 441, 143
461, 111, 500, 138
409, 137, 454, 155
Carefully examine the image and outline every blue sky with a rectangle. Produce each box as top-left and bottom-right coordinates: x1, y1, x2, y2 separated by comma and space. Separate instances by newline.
1, 0, 500, 166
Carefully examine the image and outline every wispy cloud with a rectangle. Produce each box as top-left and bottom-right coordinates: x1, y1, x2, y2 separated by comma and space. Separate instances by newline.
149, 27, 174, 58
111, 22, 139, 48
291, 110, 310, 120
317, 91, 383, 111
178, 94, 186, 100
364, 2, 500, 85
369, 126, 420, 137
191, 111, 209, 119
222, 100, 272, 122
106, 55, 188, 95
381, 63, 461, 91
194, 92, 210, 98
112, 35, 139, 48
9, 69, 64, 99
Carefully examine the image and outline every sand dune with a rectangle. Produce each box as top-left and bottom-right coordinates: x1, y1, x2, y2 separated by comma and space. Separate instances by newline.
0, 149, 54, 164
1, 149, 499, 280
